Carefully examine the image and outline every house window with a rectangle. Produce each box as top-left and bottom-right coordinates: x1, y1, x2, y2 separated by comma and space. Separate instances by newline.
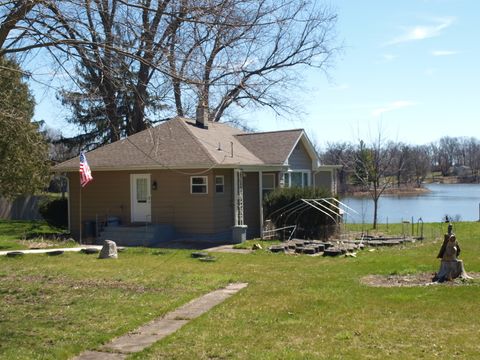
262, 173, 275, 198
191, 176, 208, 194
215, 175, 224, 193
283, 171, 310, 188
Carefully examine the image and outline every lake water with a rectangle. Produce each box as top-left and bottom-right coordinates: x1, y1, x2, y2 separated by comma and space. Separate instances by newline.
341, 184, 480, 224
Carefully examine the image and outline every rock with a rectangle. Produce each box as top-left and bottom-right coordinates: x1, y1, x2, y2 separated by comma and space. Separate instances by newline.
199, 256, 217, 262
81, 248, 100, 255
191, 252, 208, 258
323, 248, 342, 257
252, 243, 263, 250
98, 240, 118, 259
269, 245, 286, 253
46, 250, 64, 256
6, 251, 24, 257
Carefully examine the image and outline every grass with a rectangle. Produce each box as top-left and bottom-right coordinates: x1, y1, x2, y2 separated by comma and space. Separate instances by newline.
0, 221, 480, 359
0, 220, 69, 251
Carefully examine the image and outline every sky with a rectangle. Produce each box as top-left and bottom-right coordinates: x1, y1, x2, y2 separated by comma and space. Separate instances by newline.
30, 0, 480, 148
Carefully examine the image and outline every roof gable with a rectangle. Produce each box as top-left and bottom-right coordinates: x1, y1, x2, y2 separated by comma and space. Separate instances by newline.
235, 129, 304, 165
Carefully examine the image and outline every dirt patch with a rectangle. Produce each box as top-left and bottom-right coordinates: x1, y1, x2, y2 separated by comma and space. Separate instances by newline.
1, 274, 164, 294
361, 272, 480, 287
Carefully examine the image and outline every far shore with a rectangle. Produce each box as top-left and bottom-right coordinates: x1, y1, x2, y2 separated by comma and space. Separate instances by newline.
342, 186, 430, 198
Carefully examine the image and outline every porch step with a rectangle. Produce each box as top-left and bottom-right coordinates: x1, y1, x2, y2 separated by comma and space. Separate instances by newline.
97, 225, 175, 247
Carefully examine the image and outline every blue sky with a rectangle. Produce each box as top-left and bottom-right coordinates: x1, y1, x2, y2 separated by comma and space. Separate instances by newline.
31, 0, 479, 147
242, 0, 480, 147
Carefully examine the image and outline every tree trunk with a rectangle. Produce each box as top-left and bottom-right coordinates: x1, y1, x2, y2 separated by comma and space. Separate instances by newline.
433, 260, 471, 282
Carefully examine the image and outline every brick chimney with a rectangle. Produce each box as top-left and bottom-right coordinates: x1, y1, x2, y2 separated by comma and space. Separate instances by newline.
195, 102, 209, 129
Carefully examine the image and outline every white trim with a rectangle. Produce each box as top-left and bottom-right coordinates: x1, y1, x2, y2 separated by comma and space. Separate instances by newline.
283, 132, 320, 169
190, 175, 208, 194
283, 169, 311, 188
283, 131, 304, 166
234, 170, 238, 225
215, 175, 225, 193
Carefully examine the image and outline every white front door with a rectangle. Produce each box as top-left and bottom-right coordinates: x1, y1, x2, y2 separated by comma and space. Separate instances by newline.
131, 174, 151, 223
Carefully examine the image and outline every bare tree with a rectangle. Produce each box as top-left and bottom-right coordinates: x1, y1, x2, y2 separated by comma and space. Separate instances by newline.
350, 134, 396, 229
1, 0, 339, 152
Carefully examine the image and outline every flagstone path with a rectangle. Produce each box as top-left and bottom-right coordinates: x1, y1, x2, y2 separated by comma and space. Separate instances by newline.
0, 245, 103, 256
73, 282, 248, 360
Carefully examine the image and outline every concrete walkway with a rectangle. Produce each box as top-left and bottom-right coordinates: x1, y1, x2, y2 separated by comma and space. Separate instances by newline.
205, 244, 252, 254
73, 282, 248, 360
0, 245, 103, 256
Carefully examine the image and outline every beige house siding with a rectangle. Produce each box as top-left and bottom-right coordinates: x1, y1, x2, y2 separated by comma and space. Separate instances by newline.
243, 172, 260, 238
68, 171, 131, 238
288, 141, 312, 170
68, 169, 230, 239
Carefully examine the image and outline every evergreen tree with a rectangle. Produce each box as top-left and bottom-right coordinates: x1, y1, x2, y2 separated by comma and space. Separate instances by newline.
0, 56, 49, 198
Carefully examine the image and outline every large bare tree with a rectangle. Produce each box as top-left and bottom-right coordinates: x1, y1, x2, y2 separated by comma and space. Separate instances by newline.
1, 0, 339, 148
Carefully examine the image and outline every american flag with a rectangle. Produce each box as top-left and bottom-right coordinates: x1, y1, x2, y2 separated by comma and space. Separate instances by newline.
79, 151, 93, 187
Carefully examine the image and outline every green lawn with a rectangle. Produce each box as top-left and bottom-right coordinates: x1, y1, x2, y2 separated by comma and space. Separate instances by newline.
1, 221, 479, 359
0, 220, 69, 251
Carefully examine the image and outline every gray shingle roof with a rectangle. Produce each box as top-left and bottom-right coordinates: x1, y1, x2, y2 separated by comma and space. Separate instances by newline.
235, 129, 304, 165
53, 118, 307, 171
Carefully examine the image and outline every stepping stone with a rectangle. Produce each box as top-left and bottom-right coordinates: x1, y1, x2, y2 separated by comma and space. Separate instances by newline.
46, 250, 64, 256
6, 251, 24, 257
191, 252, 209, 258
323, 248, 342, 257
303, 247, 316, 255
81, 248, 100, 254
199, 256, 216, 262
269, 245, 285, 253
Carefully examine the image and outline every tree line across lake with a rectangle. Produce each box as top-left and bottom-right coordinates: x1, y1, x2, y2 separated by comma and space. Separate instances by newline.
318, 136, 480, 228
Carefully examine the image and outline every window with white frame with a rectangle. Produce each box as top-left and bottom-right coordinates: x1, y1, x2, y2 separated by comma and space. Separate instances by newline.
283, 171, 310, 188
215, 175, 224, 193
190, 176, 208, 194
262, 173, 275, 198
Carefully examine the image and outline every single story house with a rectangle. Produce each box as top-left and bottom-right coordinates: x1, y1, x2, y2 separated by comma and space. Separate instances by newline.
53, 117, 339, 244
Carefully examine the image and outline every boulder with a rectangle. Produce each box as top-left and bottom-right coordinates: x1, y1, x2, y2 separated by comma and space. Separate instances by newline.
98, 240, 118, 259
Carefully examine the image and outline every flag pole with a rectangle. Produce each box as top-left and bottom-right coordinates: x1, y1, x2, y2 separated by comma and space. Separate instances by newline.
79, 182, 82, 245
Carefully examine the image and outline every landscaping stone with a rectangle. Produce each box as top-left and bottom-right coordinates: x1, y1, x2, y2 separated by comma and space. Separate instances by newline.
6, 251, 24, 257
46, 250, 64, 256
199, 256, 217, 262
269, 245, 285, 253
294, 247, 304, 254
81, 248, 100, 254
98, 240, 118, 259
303, 247, 316, 255
191, 252, 209, 258
323, 248, 342, 257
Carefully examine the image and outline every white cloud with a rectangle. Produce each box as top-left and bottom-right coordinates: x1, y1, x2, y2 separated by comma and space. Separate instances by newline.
431, 50, 458, 56
372, 100, 416, 117
386, 17, 455, 45
382, 54, 397, 62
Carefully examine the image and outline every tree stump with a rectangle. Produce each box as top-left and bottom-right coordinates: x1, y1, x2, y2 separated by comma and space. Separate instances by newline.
433, 260, 471, 282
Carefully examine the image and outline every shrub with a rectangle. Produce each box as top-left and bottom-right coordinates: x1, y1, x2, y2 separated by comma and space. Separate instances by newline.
263, 187, 338, 240
39, 198, 68, 228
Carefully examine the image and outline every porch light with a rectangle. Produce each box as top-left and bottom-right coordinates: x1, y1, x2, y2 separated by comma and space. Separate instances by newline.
152, 180, 158, 190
